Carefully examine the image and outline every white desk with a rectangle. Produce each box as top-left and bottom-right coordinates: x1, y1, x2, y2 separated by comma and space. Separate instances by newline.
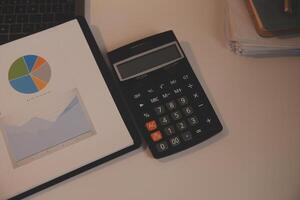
31, 0, 300, 199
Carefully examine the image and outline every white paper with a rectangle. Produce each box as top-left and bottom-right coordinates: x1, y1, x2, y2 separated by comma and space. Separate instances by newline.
0, 20, 134, 200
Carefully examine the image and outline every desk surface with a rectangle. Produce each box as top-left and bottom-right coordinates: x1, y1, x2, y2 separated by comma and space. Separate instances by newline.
32, 0, 300, 199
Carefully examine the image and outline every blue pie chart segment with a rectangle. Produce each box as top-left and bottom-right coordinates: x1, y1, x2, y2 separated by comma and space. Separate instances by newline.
9, 75, 38, 94
24, 55, 38, 72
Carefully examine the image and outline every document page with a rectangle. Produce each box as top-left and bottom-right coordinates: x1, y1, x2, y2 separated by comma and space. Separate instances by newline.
0, 20, 134, 200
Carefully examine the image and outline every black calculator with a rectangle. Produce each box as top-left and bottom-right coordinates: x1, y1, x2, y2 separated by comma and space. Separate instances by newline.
108, 31, 223, 158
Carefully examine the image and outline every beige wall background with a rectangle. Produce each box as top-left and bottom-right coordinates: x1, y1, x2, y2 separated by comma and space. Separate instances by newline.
29, 0, 300, 200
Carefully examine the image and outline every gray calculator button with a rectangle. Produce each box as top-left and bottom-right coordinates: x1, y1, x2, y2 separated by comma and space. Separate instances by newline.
166, 100, 177, 111
173, 88, 183, 95
156, 141, 168, 152
181, 131, 193, 142
182, 106, 193, 116
133, 93, 141, 100
187, 116, 199, 126
177, 96, 188, 106
150, 96, 160, 104
169, 136, 181, 147
162, 92, 171, 99
182, 74, 189, 80
170, 111, 182, 120
164, 126, 176, 136
159, 115, 171, 126
195, 128, 202, 134
154, 105, 166, 115
176, 121, 187, 131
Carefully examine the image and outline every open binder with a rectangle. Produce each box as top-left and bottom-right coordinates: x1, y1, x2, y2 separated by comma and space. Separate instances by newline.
0, 17, 141, 200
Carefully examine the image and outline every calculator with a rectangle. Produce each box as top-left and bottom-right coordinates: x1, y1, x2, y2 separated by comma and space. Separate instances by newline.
108, 31, 223, 158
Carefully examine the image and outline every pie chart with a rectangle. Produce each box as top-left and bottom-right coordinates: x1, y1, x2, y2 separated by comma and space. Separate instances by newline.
8, 55, 51, 94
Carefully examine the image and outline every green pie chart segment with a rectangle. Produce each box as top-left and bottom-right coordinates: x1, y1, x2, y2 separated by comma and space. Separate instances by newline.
8, 57, 29, 80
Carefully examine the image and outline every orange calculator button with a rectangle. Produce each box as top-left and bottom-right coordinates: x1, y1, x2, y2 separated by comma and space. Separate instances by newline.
145, 120, 158, 131
150, 131, 163, 142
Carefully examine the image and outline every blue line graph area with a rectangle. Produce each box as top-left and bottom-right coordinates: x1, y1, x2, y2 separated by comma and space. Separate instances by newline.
0, 95, 94, 165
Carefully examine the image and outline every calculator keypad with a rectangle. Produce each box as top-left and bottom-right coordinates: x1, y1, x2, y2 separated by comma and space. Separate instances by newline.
130, 70, 222, 158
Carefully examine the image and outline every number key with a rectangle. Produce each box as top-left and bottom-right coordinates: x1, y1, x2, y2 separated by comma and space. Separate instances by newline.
154, 105, 165, 115
170, 111, 182, 120
178, 96, 188, 106
156, 141, 168, 152
169, 136, 181, 147
176, 121, 187, 131
164, 125, 176, 136
166, 100, 177, 110
182, 106, 193, 116
187, 116, 199, 126
159, 115, 171, 126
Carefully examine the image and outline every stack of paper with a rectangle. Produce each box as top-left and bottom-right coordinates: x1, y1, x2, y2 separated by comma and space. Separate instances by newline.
225, 0, 300, 56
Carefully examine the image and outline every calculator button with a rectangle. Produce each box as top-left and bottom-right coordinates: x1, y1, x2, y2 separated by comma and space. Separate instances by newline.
197, 103, 205, 109
187, 116, 199, 126
159, 83, 166, 90
173, 88, 183, 95
182, 74, 189, 80
133, 93, 141, 100
150, 96, 160, 104
154, 105, 166, 115
195, 128, 203, 134
150, 131, 163, 142
166, 101, 177, 110
182, 106, 193, 116
192, 93, 200, 99
169, 136, 181, 147
162, 92, 171, 99
159, 115, 171, 126
205, 117, 212, 124
147, 88, 155, 94
138, 103, 145, 108
177, 96, 188, 106
176, 121, 187, 131
170, 79, 177, 85
143, 112, 151, 119
145, 120, 158, 132
187, 83, 194, 89
170, 111, 182, 121
156, 141, 168, 152
164, 125, 176, 136
181, 131, 193, 142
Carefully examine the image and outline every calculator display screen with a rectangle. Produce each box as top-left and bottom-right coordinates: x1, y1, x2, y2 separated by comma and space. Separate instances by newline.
115, 42, 184, 81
